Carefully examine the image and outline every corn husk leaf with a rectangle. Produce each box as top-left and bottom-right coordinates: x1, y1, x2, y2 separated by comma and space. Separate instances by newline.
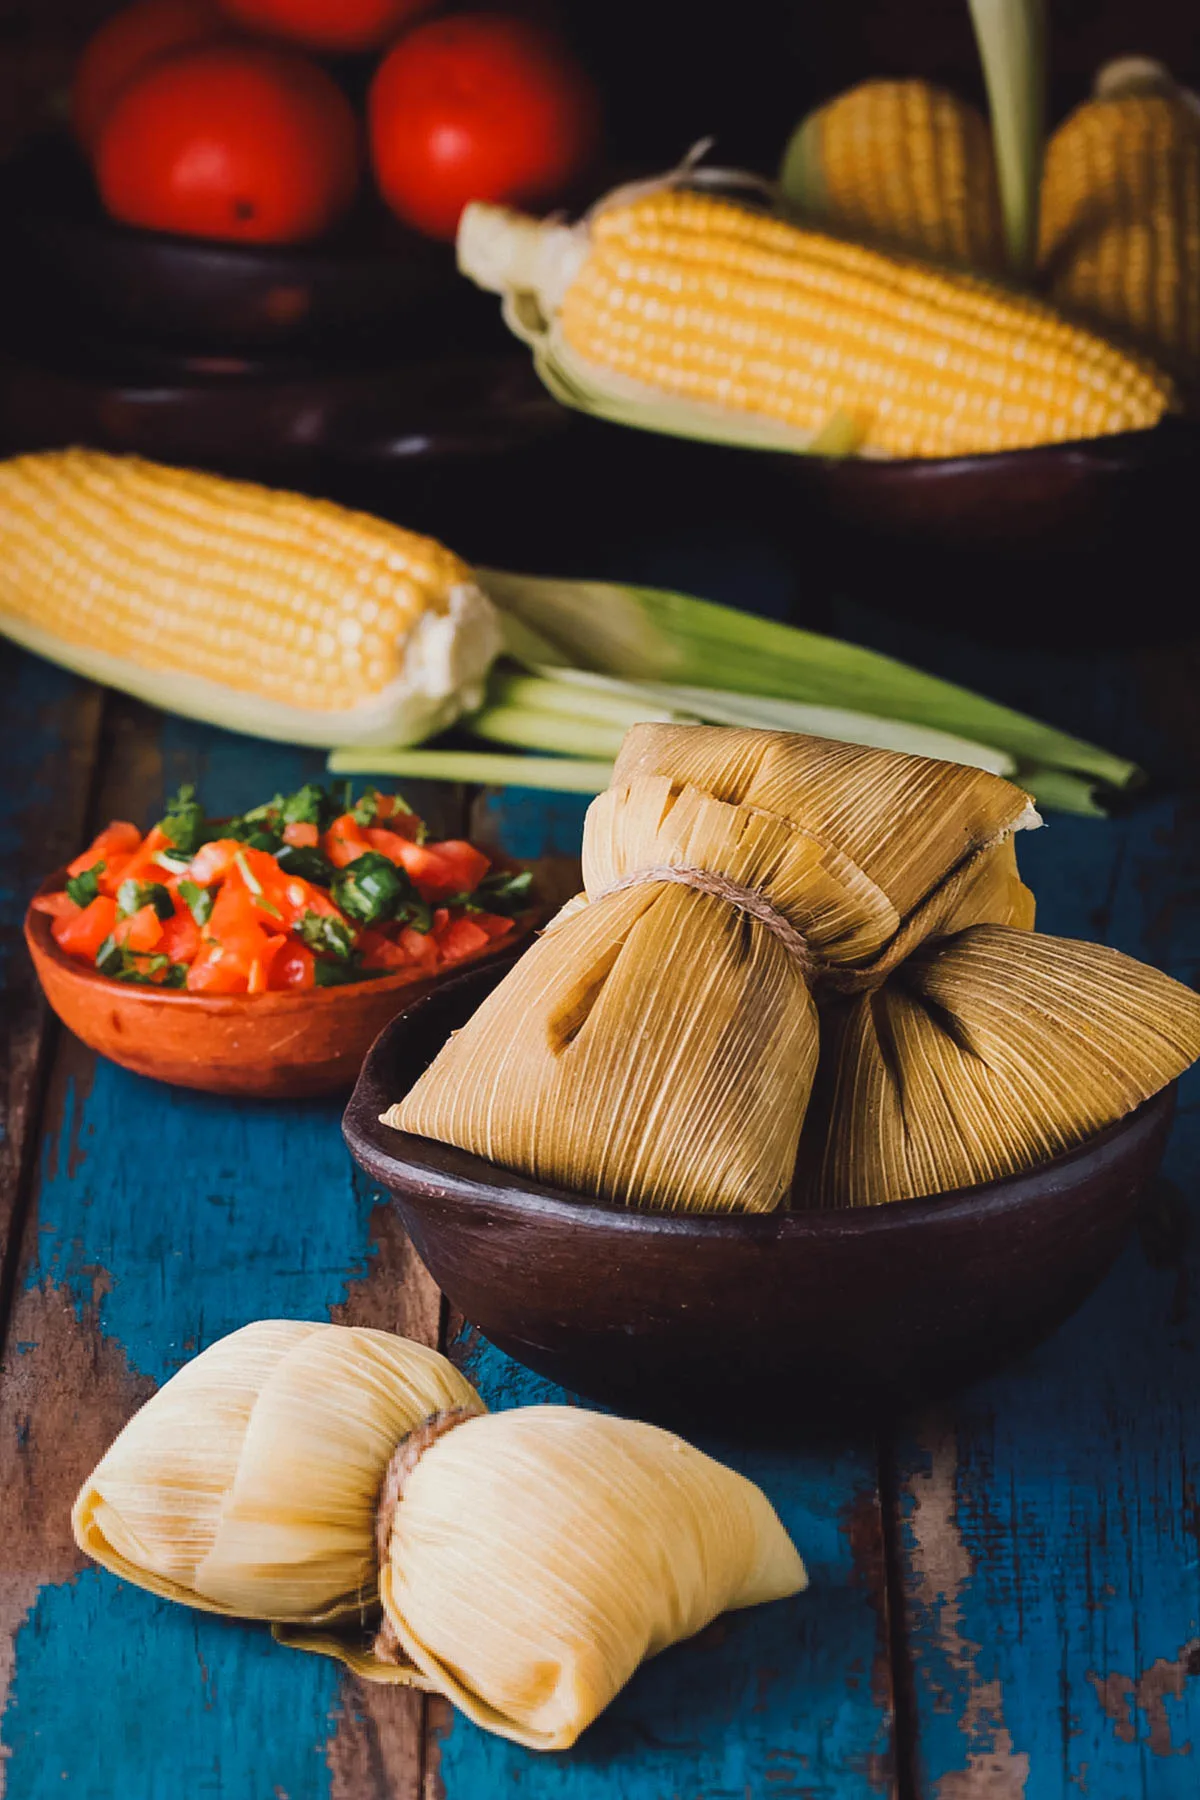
394, 726, 1040, 1213
479, 569, 1141, 793
968, 0, 1045, 272
794, 923, 1200, 1205
282, 1407, 806, 1752
72, 1322, 483, 1622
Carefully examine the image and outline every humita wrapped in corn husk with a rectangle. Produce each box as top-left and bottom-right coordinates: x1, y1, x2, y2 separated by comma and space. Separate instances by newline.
74, 1322, 806, 1751
393, 724, 1200, 1212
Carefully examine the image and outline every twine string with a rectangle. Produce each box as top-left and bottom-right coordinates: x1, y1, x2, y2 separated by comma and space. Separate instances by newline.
372, 1405, 482, 1665
597, 864, 818, 981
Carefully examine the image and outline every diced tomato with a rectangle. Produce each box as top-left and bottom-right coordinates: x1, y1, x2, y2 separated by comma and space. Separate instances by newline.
66, 821, 142, 878
53, 894, 118, 959
160, 906, 201, 963
113, 904, 164, 953
358, 925, 412, 970
388, 837, 490, 902
468, 910, 515, 941
115, 825, 177, 884
397, 924, 439, 970
434, 915, 492, 963
277, 873, 348, 930
282, 820, 319, 848
96, 854, 138, 898
372, 795, 422, 839
247, 934, 287, 994
363, 826, 409, 864
186, 943, 249, 994
186, 837, 245, 885
269, 942, 317, 990
224, 845, 290, 924
32, 891, 80, 919
323, 813, 372, 868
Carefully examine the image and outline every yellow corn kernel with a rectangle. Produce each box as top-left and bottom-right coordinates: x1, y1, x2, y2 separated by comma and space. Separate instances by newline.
1039, 67, 1200, 385
554, 188, 1174, 460
782, 79, 1006, 272
0, 449, 500, 746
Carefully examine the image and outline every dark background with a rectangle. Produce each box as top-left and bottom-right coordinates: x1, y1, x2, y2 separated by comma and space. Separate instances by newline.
3, 0, 1200, 167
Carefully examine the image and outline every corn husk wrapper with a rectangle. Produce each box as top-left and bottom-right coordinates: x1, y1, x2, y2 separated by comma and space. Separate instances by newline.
74, 1325, 806, 1753
281, 1405, 806, 1751
393, 723, 1200, 1212
71, 1321, 483, 1622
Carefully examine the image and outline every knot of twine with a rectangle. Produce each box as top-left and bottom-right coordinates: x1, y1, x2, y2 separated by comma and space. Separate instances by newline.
598, 864, 819, 981
372, 1405, 482, 1666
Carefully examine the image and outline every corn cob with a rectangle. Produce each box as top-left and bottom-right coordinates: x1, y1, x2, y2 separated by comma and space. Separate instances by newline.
1038, 59, 1200, 385
0, 449, 501, 747
780, 80, 1006, 272
461, 186, 1176, 460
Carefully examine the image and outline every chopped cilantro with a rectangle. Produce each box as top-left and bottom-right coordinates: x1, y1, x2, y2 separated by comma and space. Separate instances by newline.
156, 783, 207, 856
93, 940, 183, 986
65, 863, 104, 908
116, 879, 174, 921
280, 782, 333, 828
275, 844, 335, 887
298, 911, 355, 962
178, 879, 214, 927
332, 852, 405, 925
471, 869, 534, 917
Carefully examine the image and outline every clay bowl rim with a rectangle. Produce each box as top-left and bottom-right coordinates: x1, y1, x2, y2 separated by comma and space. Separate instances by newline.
345, 962, 1177, 1243
25, 867, 535, 1019
779, 416, 1200, 480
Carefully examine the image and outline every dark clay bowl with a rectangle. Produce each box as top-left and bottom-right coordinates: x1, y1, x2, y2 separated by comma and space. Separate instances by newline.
345, 960, 1176, 1420
785, 416, 1200, 560
1, 136, 454, 354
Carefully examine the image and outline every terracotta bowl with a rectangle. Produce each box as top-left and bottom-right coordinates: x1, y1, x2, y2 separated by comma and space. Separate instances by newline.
25, 873, 533, 1099
345, 961, 1177, 1421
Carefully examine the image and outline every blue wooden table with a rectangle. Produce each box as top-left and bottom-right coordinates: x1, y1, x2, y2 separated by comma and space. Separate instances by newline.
3, 568, 1199, 1799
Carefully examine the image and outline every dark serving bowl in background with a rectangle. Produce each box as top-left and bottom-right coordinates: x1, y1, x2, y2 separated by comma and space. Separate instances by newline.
345, 959, 1176, 1425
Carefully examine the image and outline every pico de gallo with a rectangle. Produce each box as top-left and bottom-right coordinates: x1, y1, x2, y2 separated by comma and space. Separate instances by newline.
32, 782, 531, 995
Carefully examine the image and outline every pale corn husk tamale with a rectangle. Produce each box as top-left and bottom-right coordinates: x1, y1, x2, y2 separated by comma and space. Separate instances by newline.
71, 1321, 483, 1622
74, 1326, 806, 1752
393, 723, 1200, 1212
284, 1405, 806, 1750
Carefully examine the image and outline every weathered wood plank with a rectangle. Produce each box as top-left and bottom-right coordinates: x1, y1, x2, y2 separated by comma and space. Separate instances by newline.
430, 784, 899, 1800
0, 646, 103, 1291
817, 609, 1200, 1800
0, 687, 463, 1800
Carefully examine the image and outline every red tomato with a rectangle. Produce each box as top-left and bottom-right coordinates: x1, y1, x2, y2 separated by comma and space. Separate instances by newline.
95, 43, 361, 244
187, 944, 248, 993
357, 926, 413, 971
32, 891, 81, 920
113, 824, 178, 886
469, 910, 515, 940
66, 820, 142, 878
281, 820, 319, 848
112, 904, 166, 953
160, 906, 202, 963
369, 14, 599, 240
382, 836, 489, 901
217, 0, 436, 53
71, 0, 226, 151
53, 895, 118, 960
269, 942, 317, 990
434, 914, 492, 962
187, 837, 244, 885
397, 924, 439, 969
323, 813, 372, 868
247, 935, 287, 994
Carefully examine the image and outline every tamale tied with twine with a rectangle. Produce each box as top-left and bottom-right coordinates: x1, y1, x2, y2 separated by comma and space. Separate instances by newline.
393, 725, 1200, 1211
73, 1322, 806, 1751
